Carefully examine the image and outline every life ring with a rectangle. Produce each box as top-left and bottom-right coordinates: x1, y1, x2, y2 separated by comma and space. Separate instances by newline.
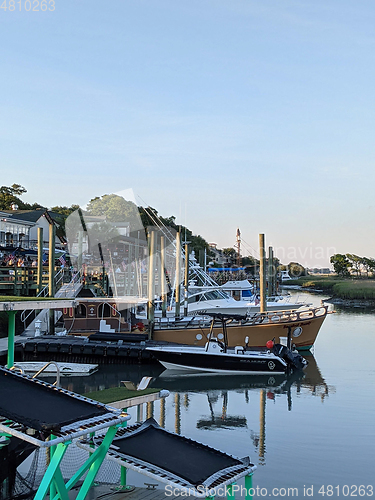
271, 314, 281, 323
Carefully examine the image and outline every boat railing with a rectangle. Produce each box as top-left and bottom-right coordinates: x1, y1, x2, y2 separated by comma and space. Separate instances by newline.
246, 305, 328, 325
153, 316, 211, 329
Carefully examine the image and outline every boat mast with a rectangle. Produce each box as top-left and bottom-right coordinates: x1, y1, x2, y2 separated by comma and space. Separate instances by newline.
236, 228, 241, 267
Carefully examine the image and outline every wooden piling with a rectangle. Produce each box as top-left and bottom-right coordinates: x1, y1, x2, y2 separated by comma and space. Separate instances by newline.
259, 234, 267, 313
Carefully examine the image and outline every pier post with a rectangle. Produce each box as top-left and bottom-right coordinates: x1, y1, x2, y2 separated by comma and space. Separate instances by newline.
147, 229, 156, 336
267, 246, 273, 298
175, 230, 181, 318
37, 227, 43, 295
160, 397, 166, 427
6, 310, 16, 369
259, 234, 267, 313
48, 223, 56, 335
160, 236, 167, 318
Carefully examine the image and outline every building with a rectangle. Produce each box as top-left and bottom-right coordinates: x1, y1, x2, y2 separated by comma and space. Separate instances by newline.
0, 209, 66, 250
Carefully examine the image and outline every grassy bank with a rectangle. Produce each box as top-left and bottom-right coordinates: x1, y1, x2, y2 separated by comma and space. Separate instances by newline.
285, 276, 375, 300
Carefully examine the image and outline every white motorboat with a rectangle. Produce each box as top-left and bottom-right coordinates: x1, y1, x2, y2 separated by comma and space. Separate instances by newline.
147, 314, 308, 375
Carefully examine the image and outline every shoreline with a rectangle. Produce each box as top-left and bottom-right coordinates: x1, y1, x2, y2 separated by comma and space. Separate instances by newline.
282, 277, 375, 308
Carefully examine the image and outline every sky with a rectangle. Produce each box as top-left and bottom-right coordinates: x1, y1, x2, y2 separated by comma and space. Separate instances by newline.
1, 0, 375, 268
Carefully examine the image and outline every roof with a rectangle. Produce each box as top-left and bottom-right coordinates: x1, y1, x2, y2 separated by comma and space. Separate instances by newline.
1, 210, 65, 225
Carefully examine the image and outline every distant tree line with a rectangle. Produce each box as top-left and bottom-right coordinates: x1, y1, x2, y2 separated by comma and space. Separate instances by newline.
330, 254, 375, 277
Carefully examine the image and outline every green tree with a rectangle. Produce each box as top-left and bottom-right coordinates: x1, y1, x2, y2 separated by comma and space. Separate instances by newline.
330, 254, 350, 277
288, 262, 307, 277
0, 184, 40, 210
51, 204, 80, 216
86, 194, 139, 223
346, 254, 362, 277
360, 257, 375, 278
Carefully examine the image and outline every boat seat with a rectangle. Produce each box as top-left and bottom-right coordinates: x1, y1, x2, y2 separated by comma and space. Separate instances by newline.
234, 346, 245, 355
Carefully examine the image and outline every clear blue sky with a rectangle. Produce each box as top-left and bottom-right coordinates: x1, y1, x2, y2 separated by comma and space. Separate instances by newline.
1, 0, 374, 267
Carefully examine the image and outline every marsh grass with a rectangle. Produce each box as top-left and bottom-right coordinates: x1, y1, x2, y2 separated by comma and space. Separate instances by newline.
285, 276, 375, 300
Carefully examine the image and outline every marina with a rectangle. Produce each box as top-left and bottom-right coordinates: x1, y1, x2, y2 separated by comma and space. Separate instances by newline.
42, 292, 375, 497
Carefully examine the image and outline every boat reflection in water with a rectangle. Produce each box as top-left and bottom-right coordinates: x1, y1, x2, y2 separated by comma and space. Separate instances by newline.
150, 354, 334, 466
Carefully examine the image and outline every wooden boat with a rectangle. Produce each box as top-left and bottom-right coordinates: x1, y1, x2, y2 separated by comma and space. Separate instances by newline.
60, 298, 328, 351
147, 315, 308, 374
152, 305, 329, 351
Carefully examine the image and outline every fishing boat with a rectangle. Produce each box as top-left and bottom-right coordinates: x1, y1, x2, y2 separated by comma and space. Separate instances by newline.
152, 304, 329, 351
60, 297, 328, 351
147, 314, 308, 374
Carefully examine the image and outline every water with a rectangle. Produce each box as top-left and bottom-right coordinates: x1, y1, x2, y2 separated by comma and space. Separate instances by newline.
7, 291, 375, 498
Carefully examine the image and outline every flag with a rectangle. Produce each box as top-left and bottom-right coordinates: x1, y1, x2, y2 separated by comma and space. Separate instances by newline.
58, 254, 66, 267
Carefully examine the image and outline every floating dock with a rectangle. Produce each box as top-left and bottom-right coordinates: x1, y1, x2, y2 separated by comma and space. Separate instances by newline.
13, 335, 155, 364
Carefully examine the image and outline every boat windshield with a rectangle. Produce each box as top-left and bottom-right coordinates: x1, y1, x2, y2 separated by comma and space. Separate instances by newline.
188, 289, 229, 303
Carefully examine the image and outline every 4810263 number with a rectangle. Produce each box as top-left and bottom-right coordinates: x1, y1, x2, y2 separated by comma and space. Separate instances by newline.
318, 485, 373, 496
1, 0, 55, 11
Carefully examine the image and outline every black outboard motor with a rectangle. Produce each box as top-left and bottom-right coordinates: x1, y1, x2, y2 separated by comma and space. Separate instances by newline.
272, 343, 308, 371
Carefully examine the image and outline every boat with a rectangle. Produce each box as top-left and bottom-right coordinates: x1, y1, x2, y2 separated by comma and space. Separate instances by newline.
219, 279, 309, 311
152, 304, 329, 351
136, 276, 307, 320
60, 297, 328, 351
147, 314, 308, 374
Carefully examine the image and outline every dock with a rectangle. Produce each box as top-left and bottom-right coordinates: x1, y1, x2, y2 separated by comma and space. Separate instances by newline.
11, 335, 154, 364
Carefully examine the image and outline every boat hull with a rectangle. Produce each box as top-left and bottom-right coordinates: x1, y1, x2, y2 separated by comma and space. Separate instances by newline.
152, 307, 328, 351
148, 347, 287, 374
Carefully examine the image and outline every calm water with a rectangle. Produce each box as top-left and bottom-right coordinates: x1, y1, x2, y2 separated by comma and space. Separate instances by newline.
11, 291, 375, 498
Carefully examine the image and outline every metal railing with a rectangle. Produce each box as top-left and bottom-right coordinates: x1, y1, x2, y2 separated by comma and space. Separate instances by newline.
20, 269, 83, 330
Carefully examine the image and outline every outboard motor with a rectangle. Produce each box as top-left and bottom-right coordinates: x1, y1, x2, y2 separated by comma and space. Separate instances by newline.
267, 340, 308, 371
273, 343, 308, 371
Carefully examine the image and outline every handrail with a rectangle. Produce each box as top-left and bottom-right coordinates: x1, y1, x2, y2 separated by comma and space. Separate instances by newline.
100, 301, 121, 333
20, 269, 83, 329
32, 361, 61, 387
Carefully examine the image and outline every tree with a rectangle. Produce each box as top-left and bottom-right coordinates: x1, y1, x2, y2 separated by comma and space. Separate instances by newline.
51, 204, 80, 216
346, 254, 362, 277
0, 184, 38, 210
360, 257, 375, 278
86, 194, 139, 223
288, 262, 307, 277
330, 254, 350, 277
